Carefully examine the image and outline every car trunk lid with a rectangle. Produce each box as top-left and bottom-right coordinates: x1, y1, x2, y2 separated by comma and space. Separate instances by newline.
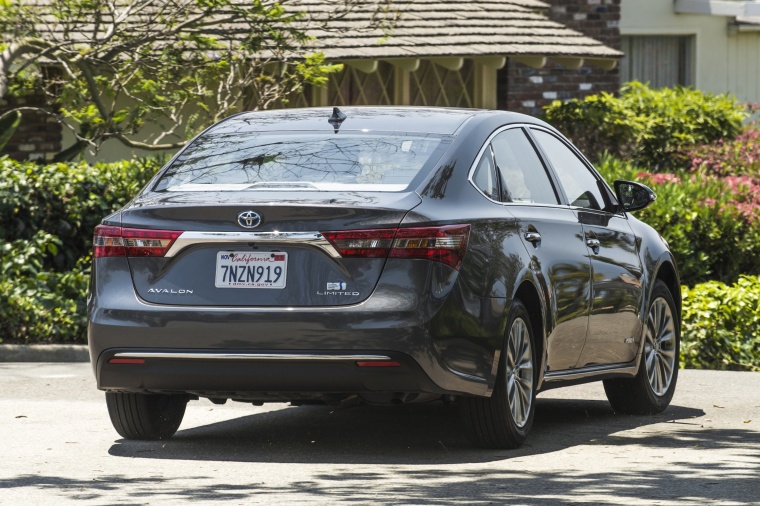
114, 191, 421, 307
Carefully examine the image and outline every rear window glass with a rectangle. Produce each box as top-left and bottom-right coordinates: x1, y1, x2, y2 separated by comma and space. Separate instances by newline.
154, 132, 451, 192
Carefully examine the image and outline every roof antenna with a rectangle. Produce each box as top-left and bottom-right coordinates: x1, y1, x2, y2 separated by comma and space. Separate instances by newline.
328, 107, 347, 133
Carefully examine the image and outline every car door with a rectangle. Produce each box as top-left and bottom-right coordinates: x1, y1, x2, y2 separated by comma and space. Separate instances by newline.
529, 128, 645, 368
471, 126, 592, 372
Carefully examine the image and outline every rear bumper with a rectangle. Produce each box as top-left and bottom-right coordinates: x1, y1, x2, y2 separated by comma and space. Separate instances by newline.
96, 348, 445, 400
88, 257, 508, 397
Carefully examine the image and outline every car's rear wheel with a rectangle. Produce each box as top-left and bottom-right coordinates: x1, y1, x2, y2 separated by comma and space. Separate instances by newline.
604, 280, 680, 414
106, 392, 189, 440
460, 298, 537, 449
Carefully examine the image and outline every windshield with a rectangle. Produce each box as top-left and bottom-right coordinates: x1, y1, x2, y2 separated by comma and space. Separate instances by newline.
154, 131, 451, 192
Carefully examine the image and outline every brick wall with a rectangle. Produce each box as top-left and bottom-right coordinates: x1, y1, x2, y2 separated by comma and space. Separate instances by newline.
0, 92, 62, 162
498, 0, 621, 116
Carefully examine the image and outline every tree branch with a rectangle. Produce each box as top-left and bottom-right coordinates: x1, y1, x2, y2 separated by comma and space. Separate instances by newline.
0, 41, 42, 98
113, 133, 187, 151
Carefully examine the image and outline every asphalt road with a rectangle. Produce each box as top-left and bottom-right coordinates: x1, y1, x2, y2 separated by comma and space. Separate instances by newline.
0, 364, 758, 505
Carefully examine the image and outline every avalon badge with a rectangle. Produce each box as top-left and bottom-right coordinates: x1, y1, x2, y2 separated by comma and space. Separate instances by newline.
237, 211, 262, 229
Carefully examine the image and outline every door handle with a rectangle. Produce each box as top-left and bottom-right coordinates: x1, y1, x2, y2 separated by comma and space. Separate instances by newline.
586, 238, 601, 248
525, 231, 542, 243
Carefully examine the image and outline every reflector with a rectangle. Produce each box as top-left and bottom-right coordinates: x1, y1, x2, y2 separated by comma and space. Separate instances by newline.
107, 358, 145, 365
356, 361, 401, 367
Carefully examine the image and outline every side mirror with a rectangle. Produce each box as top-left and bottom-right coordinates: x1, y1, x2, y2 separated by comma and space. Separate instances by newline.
613, 180, 656, 212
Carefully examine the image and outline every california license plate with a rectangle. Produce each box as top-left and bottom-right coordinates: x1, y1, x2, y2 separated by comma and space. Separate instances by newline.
215, 251, 288, 289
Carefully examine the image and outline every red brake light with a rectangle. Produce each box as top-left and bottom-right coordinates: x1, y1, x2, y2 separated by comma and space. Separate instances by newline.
93, 225, 182, 258
322, 224, 470, 270
390, 225, 471, 270
321, 229, 396, 258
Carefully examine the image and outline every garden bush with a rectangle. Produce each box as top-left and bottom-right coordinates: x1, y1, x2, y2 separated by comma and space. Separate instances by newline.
1, 153, 759, 376
0, 157, 161, 343
681, 275, 760, 371
596, 156, 760, 285
0, 157, 161, 271
544, 81, 749, 170
679, 126, 760, 177
0, 232, 89, 342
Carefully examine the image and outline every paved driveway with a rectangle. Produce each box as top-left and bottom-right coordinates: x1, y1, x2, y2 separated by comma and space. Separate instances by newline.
1, 364, 758, 505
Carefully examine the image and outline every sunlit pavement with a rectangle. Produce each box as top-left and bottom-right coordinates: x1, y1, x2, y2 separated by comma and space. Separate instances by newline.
1, 364, 758, 505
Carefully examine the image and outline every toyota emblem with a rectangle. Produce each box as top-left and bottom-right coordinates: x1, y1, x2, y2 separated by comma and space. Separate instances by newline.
237, 211, 262, 229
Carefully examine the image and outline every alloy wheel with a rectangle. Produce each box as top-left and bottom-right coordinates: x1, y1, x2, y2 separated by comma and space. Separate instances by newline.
505, 317, 534, 428
644, 297, 677, 396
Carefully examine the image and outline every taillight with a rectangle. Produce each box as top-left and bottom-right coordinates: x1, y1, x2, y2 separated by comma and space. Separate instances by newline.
93, 225, 182, 258
322, 224, 470, 270
321, 229, 396, 258
390, 225, 471, 270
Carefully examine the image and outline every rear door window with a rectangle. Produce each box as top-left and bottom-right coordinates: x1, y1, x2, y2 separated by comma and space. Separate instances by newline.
530, 130, 607, 210
490, 128, 559, 205
471, 145, 500, 201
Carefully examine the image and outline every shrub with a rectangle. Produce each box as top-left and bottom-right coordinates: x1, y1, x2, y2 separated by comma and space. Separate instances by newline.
0, 233, 90, 343
680, 126, 760, 177
596, 156, 760, 285
681, 276, 760, 371
0, 157, 162, 343
544, 81, 749, 170
0, 156, 161, 271
0, 111, 21, 153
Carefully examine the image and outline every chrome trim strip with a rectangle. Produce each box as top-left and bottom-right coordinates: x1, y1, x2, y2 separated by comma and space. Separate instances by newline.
113, 352, 393, 361
165, 231, 341, 258
543, 362, 637, 382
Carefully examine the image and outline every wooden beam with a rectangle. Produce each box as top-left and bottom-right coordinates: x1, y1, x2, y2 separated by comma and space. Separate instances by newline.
586, 58, 619, 71
512, 55, 547, 68
552, 57, 585, 69
345, 59, 378, 74
385, 58, 420, 72
474, 56, 506, 70
311, 85, 328, 107
473, 60, 498, 110
431, 57, 464, 71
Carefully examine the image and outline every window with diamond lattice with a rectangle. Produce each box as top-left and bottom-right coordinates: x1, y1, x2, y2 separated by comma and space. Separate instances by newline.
328, 62, 394, 106
410, 60, 474, 108
244, 84, 311, 110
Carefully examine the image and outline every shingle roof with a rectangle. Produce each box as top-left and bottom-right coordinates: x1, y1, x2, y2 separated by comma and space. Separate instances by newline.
21, 0, 621, 61
297, 0, 622, 60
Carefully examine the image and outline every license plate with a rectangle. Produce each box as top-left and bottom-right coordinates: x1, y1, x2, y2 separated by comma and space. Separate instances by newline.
215, 251, 287, 289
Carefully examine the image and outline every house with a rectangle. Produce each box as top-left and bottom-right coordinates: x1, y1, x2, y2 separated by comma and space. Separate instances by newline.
1, 0, 622, 162
620, 0, 760, 103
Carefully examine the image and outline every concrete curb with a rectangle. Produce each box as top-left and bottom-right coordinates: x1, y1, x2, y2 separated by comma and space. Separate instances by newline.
0, 344, 89, 363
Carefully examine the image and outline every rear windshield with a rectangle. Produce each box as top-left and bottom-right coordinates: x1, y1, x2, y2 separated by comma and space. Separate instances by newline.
154, 131, 451, 192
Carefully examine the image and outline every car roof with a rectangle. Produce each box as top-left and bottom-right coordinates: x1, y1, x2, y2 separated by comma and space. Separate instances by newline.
210, 106, 539, 136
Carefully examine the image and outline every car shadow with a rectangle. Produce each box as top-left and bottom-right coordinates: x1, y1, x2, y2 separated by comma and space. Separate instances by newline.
106, 396, 707, 465
5, 397, 756, 505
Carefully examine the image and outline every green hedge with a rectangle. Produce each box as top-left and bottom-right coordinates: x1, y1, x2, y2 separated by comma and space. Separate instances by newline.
0, 157, 161, 271
596, 156, 760, 285
681, 276, 760, 371
0, 157, 160, 343
544, 81, 748, 170
1, 158, 759, 373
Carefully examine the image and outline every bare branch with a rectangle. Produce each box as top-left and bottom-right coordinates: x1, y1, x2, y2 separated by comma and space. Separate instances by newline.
113, 133, 187, 151
1, 0, 396, 159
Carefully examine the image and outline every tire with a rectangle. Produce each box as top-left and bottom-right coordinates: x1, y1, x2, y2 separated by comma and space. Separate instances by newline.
460, 298, 537, 449
106, 392, 189, 440
604, 280, 680, 414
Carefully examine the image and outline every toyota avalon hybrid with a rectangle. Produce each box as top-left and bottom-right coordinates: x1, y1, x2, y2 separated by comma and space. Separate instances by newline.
88, 106, 681, 449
